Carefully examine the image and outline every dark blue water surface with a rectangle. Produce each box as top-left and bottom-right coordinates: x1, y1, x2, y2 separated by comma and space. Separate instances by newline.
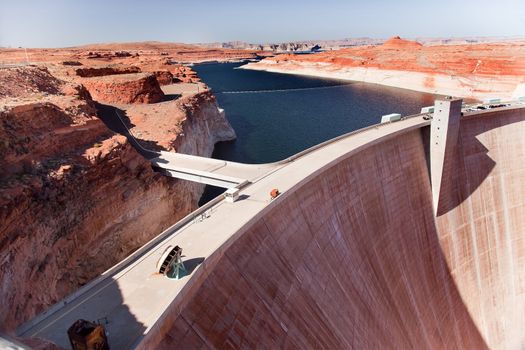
195, 61, 437, 202
195, 61, 437, 163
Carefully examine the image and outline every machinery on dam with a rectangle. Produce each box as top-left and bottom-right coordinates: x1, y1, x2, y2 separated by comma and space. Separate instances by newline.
157, 245, 186, 279
14, 98, 525, 349
67, 319, 109, 350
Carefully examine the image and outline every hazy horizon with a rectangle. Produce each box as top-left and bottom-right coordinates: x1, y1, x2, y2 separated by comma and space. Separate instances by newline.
4, 35, 525, 50
1, 0, 525, 48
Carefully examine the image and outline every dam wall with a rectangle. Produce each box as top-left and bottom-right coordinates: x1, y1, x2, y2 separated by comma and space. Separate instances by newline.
17, 106, 525, 349
436, 108, 525, 349
138, 107, 525, 349
139, 124, 495, 348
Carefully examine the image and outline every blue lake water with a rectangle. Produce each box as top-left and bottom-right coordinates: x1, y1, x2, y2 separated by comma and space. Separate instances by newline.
194, 61, 438, 202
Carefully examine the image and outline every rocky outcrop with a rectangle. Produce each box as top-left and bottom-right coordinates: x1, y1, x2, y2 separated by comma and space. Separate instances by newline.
74, 66, 141, 77
0, 102, 105, 177
0, 66, 63, 99
242, 37, 525, 100
382, 36, 423, 48
170, 65, 199, 83
0, 134, 204, 331
81, 73, 165, 104
175, 92, 236, 153
150, 70, 174, 85
0, 63, 235, 333
124, 90, 236, 153
141, 62, 199, 83
62, 61, 82, 66
0, 67, 102, 178
83, 51, 136, 60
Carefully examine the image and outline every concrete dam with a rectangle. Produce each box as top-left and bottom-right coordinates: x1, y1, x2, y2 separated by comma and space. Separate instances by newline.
17, 101, 525, 349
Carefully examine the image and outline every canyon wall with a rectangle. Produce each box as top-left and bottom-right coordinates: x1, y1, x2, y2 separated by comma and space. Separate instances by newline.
173, 92, 237, 155
123, 91, 235, 154
139, 108, 525, 349
81, 73, 165, 104
242, 38, 525, 101
0, 65, 234, 331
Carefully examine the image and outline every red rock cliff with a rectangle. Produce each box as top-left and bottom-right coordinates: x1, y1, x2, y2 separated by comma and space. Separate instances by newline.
0, 64, 235, 331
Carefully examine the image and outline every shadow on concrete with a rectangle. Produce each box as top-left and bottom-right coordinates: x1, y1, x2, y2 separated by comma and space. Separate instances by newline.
238, 194, 250, 201
184, 257, 205, 272
91, 278, 147, 349
167, 257, 205, 279
17, 275, 146, 350
436, 111, 524, 216
95, 102, 161, 159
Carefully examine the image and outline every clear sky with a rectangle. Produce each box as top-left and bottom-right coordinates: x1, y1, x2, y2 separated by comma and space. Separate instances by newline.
1, 0, 524, 47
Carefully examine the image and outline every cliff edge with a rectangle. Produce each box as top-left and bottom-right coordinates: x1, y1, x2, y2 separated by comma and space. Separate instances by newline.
0, 51, 235, 333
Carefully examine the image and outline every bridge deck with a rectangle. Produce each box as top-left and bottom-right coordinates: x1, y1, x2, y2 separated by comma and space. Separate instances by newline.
151, 151, 279, 188
17, 115, 431, 348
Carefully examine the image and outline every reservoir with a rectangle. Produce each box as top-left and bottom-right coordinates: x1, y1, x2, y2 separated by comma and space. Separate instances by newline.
194, 61, 437, 202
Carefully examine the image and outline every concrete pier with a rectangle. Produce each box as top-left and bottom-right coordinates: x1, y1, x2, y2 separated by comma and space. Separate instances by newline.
430, 98, 462, 215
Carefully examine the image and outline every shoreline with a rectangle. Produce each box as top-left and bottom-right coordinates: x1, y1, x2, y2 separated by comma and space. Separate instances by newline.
240, 61, 525, 101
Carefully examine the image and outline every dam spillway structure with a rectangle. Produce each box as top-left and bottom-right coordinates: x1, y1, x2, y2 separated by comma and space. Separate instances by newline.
15, 99, 525, 349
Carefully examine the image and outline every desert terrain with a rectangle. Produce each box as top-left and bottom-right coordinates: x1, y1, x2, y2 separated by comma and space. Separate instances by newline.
0, 42, 255, 336
242, 36, 525, 100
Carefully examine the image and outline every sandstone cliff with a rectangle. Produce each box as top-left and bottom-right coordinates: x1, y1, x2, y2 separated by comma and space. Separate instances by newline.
0, 62, 235, 332
81, 73, 165, 104
242, 37, 525, 100
123, 90, 236, 154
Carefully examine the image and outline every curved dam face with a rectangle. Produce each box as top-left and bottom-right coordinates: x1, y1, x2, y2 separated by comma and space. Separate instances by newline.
141, 108, 524, 349
436, 108, 525, 349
